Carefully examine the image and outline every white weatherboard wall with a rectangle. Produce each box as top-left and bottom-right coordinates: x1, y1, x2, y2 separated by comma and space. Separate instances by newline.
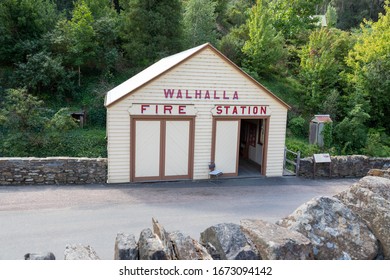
106, 46, 288, 183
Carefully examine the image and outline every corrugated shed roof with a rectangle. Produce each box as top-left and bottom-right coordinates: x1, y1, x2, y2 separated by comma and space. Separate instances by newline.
105, 43, 290, 109
311, 115, 333, 123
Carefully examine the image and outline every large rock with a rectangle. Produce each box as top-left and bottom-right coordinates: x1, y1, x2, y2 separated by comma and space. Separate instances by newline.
277, 196, 378, 260
138, 228, 170, 260
367, 168, 390, 179
152, 217, 211, 260
24, 252, 55, 260
64, 244, 100, 260
169, 231, 212, 260
240, 219, 313, 260
335, 176, 390, 259
200, 223, 259, 260
114, 233, 138, 260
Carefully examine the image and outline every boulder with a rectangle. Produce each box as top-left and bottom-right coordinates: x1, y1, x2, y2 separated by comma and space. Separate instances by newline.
138, 228, 170, 260
169, 231, 212, 260
335, 176, 390, 259
277, 196, 378, 260
152, 217, 212, 260
367, 169, 390, 178
24, 252, 55, 260
114, 233, 138, 260
64, 244, 100, 260
240, 219, 313, 260
152, 218, 174, 258
200, 223, 259, 260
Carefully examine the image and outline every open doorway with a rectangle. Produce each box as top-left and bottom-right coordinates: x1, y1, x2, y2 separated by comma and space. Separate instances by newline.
239, 119, 266, 177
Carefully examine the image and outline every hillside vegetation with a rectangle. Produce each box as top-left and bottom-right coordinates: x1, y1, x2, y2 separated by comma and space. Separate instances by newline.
0, 0, 389, 158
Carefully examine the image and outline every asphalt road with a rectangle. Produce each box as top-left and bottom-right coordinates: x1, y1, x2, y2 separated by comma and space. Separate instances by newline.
0, 177, 358, 260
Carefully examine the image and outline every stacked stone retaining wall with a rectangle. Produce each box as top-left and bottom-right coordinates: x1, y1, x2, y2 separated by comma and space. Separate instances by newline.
299, 155, 390, 178
0, 157, 107, 185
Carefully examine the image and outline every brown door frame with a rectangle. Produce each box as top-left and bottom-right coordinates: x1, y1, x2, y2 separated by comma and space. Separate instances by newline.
211, 116, 270, 177
130, 116, 195, 182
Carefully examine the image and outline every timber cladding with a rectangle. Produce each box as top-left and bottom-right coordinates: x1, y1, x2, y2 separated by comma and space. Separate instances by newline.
105, 43, 289, 183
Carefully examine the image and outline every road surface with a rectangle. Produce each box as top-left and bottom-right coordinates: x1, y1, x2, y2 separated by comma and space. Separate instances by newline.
0, 177, 358, 260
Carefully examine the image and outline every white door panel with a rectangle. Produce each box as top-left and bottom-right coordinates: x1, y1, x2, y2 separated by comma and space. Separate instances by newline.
135, 121, 160, 177
165, 121, 190, 176
214, 120, 239, 174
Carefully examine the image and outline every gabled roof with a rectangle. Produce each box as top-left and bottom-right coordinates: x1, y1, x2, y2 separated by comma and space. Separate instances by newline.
311, 115, 333, 123
105, 43, 290, 109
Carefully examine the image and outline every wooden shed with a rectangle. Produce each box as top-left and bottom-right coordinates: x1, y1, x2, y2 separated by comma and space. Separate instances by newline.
105, 43, 290, 183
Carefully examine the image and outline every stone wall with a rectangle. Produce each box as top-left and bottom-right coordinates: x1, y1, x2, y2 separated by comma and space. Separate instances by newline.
298, 155, 390, 178
0, 157, 107, 185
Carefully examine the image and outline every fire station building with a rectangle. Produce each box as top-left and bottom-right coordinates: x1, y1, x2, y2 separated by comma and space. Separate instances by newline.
105, 43, 290, 183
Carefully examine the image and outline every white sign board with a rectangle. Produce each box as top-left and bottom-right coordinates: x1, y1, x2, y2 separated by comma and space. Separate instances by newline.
211, 105, 270, 116
313, 153, 331, 163
128, 104, 197, 116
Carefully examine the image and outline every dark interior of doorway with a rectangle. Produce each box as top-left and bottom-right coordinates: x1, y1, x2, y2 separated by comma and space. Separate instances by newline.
238, 119, 265, 177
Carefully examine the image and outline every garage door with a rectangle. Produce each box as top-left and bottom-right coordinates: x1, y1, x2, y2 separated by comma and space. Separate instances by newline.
132, 118, 193, 181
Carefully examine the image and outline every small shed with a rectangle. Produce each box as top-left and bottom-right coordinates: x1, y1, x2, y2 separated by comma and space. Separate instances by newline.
105, 43, 290, 183
309, 115, 333, 147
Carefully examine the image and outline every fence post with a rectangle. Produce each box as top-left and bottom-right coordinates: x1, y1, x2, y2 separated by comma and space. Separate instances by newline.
296, 151, 301, 176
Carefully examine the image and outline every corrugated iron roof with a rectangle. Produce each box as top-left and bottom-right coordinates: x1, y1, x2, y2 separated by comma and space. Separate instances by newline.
105, 43, 290, 109
311, 115, 333, 123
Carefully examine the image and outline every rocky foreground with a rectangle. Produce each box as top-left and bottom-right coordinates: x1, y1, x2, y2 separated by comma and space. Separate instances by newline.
26, 172, 390, 260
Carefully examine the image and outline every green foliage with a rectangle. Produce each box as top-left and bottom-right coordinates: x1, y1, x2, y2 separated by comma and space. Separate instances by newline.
242, 0, 287, 77
0, 88, 105, 157
218, 24, 248, 66
120, 0, 183, 67
0, 0, 58, 64
334, 104, 370, 154
325, 3, 337, 28
285, 137, 321, 158
45, 128, 107, 157
13, 51, 75, 98
46, 108, 78, 132
299, 28, 351, 114
0, 88, 49, 156
288, 116, 307, 138
0, 0, 389, 158
331, 0, 386, 30
362, 129, 390, 157
346, 2, 390, 132
268, 0, 323, 42
183, 0, 218, 47
321, 122, 333, 150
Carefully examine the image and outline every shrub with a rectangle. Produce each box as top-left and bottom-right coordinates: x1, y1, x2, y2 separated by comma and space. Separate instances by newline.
288, 116, 307, 138
286, 137, 321, 158
362, 129, 390, 157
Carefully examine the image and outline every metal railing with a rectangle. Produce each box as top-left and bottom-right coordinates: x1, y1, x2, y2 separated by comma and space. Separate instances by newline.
283, 147, 301, 176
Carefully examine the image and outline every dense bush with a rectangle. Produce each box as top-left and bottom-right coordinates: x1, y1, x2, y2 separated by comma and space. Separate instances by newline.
285, 137, 321, 158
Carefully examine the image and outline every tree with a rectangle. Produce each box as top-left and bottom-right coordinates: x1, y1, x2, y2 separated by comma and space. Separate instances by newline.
330, 0, 386, 30
325, 3, 338, 27
119, 0, 183, 67
0, 88, 78, 157
346, 1, 390, 132
13, 51, 75, 98
51, 0, 98, 86
183, 0, 218, 48
242, 0, 286, 77
0, 0, 57, 64
268, 0, 323, 42
0, 88, 48, 156
299, 28, 351, 115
